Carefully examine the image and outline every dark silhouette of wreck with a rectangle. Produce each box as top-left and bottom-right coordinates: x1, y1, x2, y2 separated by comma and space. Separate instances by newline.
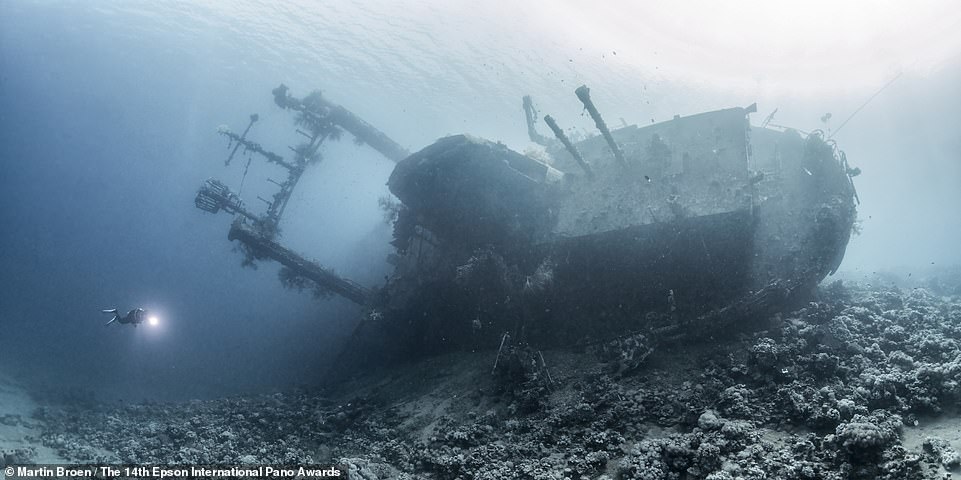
195, 84, 859, 364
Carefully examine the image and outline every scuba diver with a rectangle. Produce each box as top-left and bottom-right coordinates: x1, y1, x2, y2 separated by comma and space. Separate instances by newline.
102, 307, 148, 327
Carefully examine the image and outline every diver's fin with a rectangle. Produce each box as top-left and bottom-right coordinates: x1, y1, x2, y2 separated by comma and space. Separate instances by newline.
103, 308, 119, 326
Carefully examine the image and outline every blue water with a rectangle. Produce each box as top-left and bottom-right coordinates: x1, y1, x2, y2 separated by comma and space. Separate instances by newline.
1, 1, 959, 401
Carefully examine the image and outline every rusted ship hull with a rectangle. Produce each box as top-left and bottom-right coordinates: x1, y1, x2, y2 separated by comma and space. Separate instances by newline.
196, 84, 858, 361
381, 106, 857, 352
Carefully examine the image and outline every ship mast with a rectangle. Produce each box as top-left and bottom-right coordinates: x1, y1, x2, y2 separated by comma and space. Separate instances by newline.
195, 85, 409, 305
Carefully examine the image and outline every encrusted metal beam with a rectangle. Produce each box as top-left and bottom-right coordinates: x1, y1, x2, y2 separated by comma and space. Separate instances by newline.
228, 220, 373, 305
575, 85, 628, 169
543, 114, 594, 179
272, 84, 410, 162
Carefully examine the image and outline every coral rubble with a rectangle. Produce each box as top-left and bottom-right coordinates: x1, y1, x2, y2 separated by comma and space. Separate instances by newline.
32, 280, 961, 479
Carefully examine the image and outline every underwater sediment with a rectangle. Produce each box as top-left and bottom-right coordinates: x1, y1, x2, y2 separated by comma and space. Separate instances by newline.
9, 276, 961, 479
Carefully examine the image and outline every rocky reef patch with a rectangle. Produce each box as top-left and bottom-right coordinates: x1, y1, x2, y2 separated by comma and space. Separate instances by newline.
21, 276, 961, 479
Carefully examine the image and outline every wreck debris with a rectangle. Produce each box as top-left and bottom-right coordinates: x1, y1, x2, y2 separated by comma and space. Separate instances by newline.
492, 332, 510, 374
521, 95, 553, 147
574, 84, 628, 169
490, 341, 555, 413
537, 350, 554, 387
543, 114, 594, 179
654, 278, 801, 344
593, 332, 654, 374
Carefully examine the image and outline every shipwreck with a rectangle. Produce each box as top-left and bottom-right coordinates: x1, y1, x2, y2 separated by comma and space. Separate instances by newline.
195, 83, 859, 362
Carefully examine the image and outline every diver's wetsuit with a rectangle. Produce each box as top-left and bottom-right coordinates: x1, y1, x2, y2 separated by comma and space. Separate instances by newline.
102, 308, 147, 326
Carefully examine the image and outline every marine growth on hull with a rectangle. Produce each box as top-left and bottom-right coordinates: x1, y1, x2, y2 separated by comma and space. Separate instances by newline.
194, 83, 860, 365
